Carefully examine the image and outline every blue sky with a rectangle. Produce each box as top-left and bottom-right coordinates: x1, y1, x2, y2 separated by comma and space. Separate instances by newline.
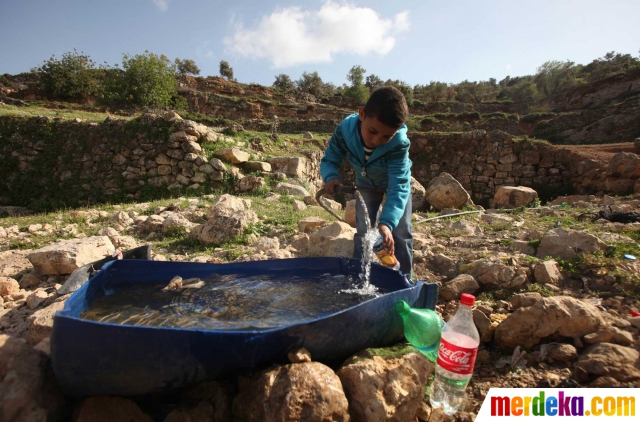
1, 0, 639, 87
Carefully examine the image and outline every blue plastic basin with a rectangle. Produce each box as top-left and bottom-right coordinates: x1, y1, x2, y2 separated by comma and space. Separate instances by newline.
51, 257, 437, 396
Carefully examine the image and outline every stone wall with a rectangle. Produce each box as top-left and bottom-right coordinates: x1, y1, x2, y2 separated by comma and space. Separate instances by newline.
0, 113, 323, 210
408, 129, 639, 204
2, 113, 637, 210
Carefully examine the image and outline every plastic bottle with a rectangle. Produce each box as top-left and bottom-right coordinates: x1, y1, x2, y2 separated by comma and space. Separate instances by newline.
429, 293, 480, 416
395, 300, 443, 362
373, 235, 400, 270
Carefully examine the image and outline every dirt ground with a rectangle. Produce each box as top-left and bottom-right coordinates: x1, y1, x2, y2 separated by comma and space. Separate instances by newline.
559, 142, 636, 163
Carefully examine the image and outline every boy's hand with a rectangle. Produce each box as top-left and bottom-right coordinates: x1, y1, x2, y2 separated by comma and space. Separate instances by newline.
377, 224, 394, 255
324, 178, 342, 195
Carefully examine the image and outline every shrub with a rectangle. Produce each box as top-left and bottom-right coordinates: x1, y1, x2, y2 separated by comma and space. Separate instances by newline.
33, 50, 99, 99
507, 113, 519, 120
175, 58, 200, 76
420, 116, 443, 126
460, 111, 480, 120
100, 51, 177, 109
412, 99, 426, 109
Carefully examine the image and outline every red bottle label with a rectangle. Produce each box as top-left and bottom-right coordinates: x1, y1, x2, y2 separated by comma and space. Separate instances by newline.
436, 338, 478, 375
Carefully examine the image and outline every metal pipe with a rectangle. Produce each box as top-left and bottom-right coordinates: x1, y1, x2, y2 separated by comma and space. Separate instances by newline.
413, 210, 483, 225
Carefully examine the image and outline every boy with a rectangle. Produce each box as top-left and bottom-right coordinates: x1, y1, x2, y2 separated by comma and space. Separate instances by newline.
320, 86, 413, 276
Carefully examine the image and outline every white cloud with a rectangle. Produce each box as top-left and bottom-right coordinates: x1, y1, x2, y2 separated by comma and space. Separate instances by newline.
223, 1, 410, 68
153, 0, 168, 12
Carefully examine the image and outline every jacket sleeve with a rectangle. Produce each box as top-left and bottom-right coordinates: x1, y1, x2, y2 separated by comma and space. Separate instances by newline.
320, 124, 347, 183
378, 142, 412, 231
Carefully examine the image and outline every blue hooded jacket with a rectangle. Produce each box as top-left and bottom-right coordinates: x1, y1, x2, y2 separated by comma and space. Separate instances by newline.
320, 113, 412, 231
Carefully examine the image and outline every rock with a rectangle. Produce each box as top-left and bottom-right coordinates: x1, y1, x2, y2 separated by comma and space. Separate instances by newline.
473, 308, 492, 342
463, 259, 517, 290
268, 157, 307, 179
215, 147, 250, 163
344, 200, 356, 227
494, 296, 606, 351
426, 254, 458, 279
319, 196, 342, 212
179, 381, 233, 422
493, 186, 538, 209
536, 228, 608, 260
607, 152, 640, 179
206, 194, 251, 219
243, 161, 271, 172
27, 300, 66, 346
425, 172, 473, 210
193, 210, 258, 246
110, 235, 138, 250
26, 289, 49, 310
274, 182, 310, 197
298, 217, 327, 233
510, 240, 536, 256
251, 236, 280, 252
337, 344, 433, 422
0, 276, 20, 297
440, 274, 480, 301
0, 250, 32, 278
27, 236, 115, 275
479, 213, 514, 225
292, 200, 307, 211
449, 220, 483, 236
163, 401, 214, 422
583, 330, 614, 344
19, 271, 42, 289
0, 335, 66, 422
181, 140, 202, 154
590, 376, 623, 388
509, 292, 542, 310
233, 362, 349, 422
544, 342, 578, 362
162, 212, 197, 233
308, 222, 355, 258
73, 396, 153, 422
533, 260, 562, 284
411, 176, 427, 211
288, 347, 312, 363
574, 343, 640, 382
235, 176, 266, 192
163, 111, 182, 122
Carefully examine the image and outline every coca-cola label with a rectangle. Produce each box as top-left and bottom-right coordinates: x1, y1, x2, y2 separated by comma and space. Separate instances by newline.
436, 338, 478, 374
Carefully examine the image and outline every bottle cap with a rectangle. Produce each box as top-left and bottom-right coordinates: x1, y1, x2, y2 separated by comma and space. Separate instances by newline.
395, 300, 410, 315
460, 293, 475, 307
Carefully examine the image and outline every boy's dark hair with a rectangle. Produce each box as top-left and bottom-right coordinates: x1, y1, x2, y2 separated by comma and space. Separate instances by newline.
363, 86, 409, 128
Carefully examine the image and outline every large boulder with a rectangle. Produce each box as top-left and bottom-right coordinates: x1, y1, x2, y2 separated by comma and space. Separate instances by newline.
337, 344, 433, 422
536, 228, 608, 260
493, 186, 538, 209
424, 172, 473, 210
232, 362, 350, 422
0, 335, 66, 422
607, 152, 640, 179
308, 222, 356, 258
574, 343, 640, 382
27, 236, 115, 275
494, 296, 607, 351
206, 194, 251, 219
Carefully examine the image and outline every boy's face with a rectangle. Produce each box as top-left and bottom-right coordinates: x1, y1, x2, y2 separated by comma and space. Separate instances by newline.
358, 107, 400, 149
